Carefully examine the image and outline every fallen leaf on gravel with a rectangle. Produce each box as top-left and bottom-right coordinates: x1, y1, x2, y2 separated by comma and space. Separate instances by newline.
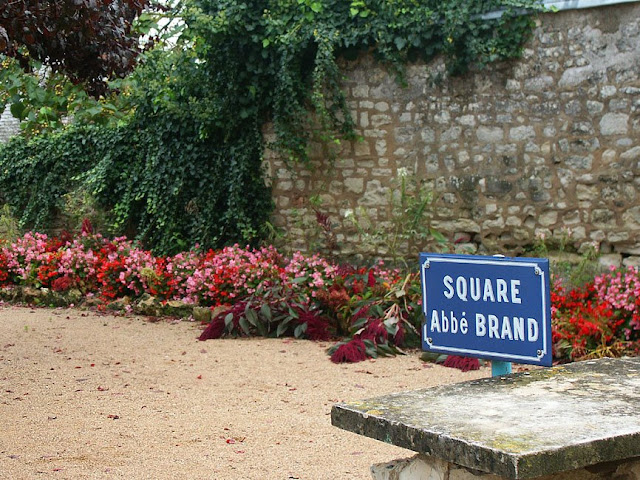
226, 436, 245, 444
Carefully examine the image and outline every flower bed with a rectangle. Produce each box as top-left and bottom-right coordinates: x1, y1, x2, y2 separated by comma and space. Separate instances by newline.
0, 230, 638, 363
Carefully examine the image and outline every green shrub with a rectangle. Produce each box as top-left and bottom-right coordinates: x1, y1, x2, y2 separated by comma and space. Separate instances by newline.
0, 119, 273, 255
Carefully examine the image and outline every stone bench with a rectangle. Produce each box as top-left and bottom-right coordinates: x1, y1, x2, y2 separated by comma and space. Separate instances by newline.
331, 357, 640, 480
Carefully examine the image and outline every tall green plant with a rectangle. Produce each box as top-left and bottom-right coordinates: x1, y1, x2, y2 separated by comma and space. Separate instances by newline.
345, 170, 447, 266
0, 119, 273, 255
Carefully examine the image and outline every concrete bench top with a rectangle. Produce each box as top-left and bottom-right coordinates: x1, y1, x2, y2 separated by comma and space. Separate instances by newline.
332, 357, 640, 479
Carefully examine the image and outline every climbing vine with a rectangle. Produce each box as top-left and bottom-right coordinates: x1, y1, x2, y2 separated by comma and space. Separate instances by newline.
179, 0, 545, 163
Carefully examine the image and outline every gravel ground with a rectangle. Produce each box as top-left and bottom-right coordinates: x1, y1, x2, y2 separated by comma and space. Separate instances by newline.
0, 305, 490, 479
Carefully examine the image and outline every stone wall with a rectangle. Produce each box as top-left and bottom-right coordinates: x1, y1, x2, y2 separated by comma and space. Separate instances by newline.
0, 106, 19, 143
266, 3, 640, 265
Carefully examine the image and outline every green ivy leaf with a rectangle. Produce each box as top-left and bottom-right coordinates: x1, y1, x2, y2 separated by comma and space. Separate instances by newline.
276, 317, 293, 337
294, 323, 307, 338
238, 316, 251, 335
10, 101, 26, 120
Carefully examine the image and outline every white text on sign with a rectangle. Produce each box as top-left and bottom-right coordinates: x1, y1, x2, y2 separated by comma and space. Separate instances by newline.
432, 274, 539, 343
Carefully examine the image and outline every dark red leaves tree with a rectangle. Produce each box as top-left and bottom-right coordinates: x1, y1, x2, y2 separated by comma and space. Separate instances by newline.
0, 0, 150, 96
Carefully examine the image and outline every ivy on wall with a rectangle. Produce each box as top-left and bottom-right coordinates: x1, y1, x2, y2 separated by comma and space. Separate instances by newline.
0, 0, 543, 254
181, 0, 544, 162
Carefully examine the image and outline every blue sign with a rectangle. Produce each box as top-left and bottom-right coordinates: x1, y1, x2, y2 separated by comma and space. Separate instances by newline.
420, 253, 552, 367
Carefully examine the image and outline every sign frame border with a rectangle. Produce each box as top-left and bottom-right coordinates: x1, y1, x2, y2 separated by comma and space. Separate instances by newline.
420, 253, 552, 366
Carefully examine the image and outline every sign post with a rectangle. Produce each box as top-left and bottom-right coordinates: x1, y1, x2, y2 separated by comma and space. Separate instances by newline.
420, 253, 552, 373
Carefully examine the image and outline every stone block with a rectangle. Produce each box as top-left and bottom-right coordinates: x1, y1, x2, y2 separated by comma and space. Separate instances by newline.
601, 85, 617, 98
355, 141, 371, 156
623, 206, 640, 229
434, 111, 451, 124
334, 358, 640, 480
457, 115, 476, 126
360, 112, 370, 128
344, 177, 364, 194
371, 114, 392, 127
591, 209, 616, 227
375, 139, 387, 156
192, 306, 212, 323
371, 455, 447, 480
509, 126, 536, 141
623, 256, 640, 268
610, 99, 629, 111
476, 127, 504, 143
598, 254, 622, 270
524, 75, 554, 92
620, 146, 640, 162
442, 126, 462, 142
565, 155, 593, 170
599, 113, 629, 136
421, 128, 436, 143
360, 180, 388, 206
353, 85, 369, 98
163, 300, 194, 318
576, 184, 597, 200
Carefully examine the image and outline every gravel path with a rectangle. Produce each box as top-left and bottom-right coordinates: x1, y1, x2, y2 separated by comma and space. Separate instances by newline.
0, 305, 490, 479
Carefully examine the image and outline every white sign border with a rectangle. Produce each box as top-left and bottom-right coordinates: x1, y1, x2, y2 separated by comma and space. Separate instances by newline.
420, 255, 550, 364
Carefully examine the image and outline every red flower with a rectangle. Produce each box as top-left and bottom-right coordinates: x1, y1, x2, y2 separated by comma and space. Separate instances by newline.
330, 338, 368, 363
297, 310, 332, 341
367, 269, 376, 288
360, 319, 387, 343
0, 252, 9, 286
393, 323, 405, 346
52, 276, 73, 292
198, 316, 226, 340
443, 355, 480, 372
199, 302, 249, 340
81, 218, 94, 235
